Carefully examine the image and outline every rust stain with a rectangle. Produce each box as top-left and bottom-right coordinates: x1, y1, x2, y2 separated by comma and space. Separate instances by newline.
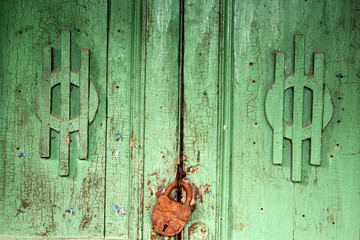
129, 137, 134, 148
240, 222, 245, 231
155, 185, 164, 199
66, 134, 70, 144
80, 216, 93, 229
148, 186, 153, 198
191, 167, 198, 173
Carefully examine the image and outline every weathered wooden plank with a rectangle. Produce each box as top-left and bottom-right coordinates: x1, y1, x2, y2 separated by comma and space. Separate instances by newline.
0, 0, 107, 237
39, 47, 52, 158
231, 0, 359, 239
59, 30, 71, 177
106, 0, 145, 238
272, 52, 285, 165
291, 35, 305, 182
0, 0, 359, 239
128, 0, 146, 238
105, 0, 133, 238
294, 35, 305, 76
310, 53, 324, 165
141, 1, 180, 239
182, 0, 219, 239
216, 0, 234, 239
231, 1, 295, 238
78, 49, 89, 160
293, 1, 360, 239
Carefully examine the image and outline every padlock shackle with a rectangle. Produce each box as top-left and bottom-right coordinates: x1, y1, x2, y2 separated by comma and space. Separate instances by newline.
164, 181, 193, 206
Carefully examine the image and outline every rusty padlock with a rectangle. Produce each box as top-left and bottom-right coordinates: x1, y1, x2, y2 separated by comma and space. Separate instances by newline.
152, 181, 193, 236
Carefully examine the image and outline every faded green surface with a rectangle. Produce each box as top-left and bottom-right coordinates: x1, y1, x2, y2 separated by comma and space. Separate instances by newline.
1, 0, 359, 239
230, 0, 360, 239
0, 0, 107, 238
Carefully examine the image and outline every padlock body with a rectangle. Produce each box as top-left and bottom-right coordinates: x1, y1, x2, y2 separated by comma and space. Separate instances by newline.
152, 195, 192, 236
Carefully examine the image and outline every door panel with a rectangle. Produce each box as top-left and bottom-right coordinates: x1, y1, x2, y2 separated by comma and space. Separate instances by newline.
1, 0, 359, 239
141, 1, 180, 239
230, 1, 360, 239
105, 0, 133, 238
182, 0, 219, 239
0, 0, 107, 238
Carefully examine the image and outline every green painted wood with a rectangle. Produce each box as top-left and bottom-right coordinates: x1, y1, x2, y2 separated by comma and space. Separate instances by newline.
216, 0, 235, 239
39, 47, 52, 158
128, 1, 146, 238
188, 222, 209, 240
140, 1, 180, 239
59, 30, 71, 176
266, 35, 333, 182
36, 31, 98, 176
79, 48, 89, 160
106, 0, 145, 239
310, 53, 324, 165
265, 51, 285, 165
231, 0, 360, 239
182, 0, 219, 239
0, 0, 107, 237
1, 0, 360, 239
292, 35, 306, 182
105, 0, 133, 238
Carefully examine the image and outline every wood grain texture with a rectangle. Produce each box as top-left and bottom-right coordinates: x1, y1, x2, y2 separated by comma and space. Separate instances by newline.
0, 0, 107, 237
105, 0, 133, 238
182, 0, 219, 239
231, 0, 360, 239
141, 1, 180, 239
216, 0, 234, 239
0, 0, 359, 239
106, 0, 145, 239
78, 48, 90, 160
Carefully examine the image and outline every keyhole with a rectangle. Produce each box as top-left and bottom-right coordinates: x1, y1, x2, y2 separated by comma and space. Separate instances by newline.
163, 224, 168, 232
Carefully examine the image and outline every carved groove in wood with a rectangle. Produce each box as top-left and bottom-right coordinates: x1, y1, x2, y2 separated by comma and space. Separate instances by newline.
265, 35, 333, 182
35, 30, 99, 177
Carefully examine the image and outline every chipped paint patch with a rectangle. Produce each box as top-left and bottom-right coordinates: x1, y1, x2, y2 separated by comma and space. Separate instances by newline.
18, 152, 26, 157
16, 201, 30, 216
80, 216, 93, 229
129, 137, 134, 148
155, 185, 165, 198
16, 209, 25, 216
240, 222, 245, 231
112, 205, 126, 216
199, 184, 212, 195
65, 208, 75, 215
116, 134, 121, 141
188, 182, 214, 204
66, 134, 70, 144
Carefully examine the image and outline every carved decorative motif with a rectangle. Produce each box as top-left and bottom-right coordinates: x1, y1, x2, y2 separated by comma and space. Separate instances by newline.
265, 35, 333, 182
35, 30, 99, 176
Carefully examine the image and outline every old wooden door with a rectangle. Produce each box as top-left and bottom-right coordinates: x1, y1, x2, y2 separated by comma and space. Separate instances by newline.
1, 0, 359, 239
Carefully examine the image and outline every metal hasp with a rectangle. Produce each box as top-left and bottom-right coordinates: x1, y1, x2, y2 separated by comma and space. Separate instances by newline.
35, 30, 99, 177
265, 35, 333, 182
